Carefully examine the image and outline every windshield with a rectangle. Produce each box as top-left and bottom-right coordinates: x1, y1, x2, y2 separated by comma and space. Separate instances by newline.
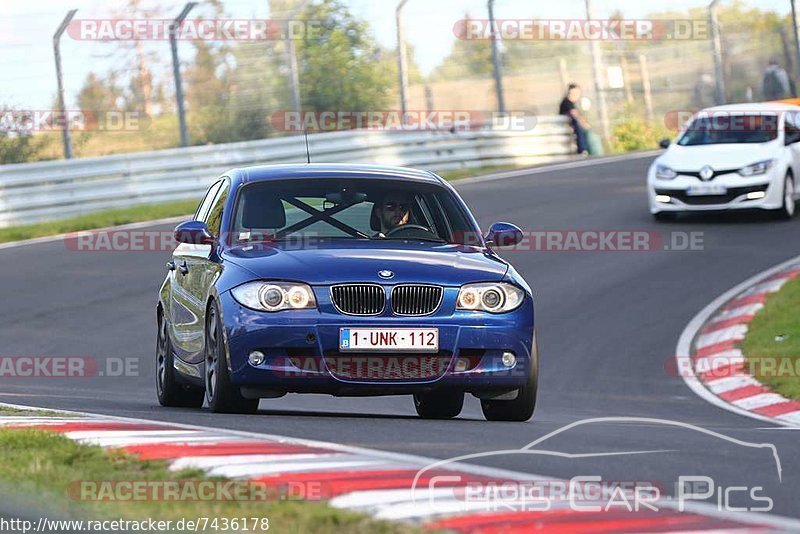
231, 178, 475, 245
677, 114, 779, 145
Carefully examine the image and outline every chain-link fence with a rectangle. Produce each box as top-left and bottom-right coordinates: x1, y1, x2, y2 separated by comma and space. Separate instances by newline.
2, 0, 797, 162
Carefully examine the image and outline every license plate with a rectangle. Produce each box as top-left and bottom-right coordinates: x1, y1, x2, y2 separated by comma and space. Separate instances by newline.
339, 328, 439, 352
686, 184, 727, 196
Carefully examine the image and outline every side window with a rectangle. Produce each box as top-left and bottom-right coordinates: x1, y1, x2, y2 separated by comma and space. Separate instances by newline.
195, 181, 222, 222
785, 114, 800, 143
205, 181, 230, 237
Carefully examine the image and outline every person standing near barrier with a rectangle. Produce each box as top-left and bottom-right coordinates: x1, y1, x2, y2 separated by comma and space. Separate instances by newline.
762, 57, 793, 101
559, 83, 590, 155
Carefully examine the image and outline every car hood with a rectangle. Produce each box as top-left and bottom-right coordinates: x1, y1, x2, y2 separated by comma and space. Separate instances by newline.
658, 143, 777, 171
222, 240, 509, 286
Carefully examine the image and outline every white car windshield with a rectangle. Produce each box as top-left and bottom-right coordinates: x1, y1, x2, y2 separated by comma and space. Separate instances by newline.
677, 114, 779, 145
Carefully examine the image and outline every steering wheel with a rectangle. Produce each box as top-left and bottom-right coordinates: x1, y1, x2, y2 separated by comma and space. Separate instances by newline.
385, 224, 435, 239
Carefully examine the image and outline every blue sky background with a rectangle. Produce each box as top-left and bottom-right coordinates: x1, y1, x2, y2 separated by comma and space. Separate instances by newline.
1, 0, 790, 109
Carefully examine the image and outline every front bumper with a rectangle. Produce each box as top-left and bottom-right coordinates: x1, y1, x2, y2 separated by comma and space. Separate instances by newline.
217, 289, 534, 396
647, 170, 782, 213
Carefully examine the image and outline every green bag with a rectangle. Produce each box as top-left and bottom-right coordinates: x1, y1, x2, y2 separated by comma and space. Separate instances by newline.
586, 130, 605, 156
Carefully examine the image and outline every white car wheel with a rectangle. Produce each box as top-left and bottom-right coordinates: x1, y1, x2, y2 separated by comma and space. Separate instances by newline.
778, 175, 796, 219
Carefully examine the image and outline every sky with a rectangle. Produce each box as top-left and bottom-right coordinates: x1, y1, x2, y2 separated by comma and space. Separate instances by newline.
0, 0, 791, 110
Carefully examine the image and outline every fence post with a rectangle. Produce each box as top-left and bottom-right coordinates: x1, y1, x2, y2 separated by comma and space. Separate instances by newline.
170, 2, 196, 148
585, 0, 611, 143
620, 56, 634, 104
396, 0, 410, 120
558, 58, 569, 89
53, 9, 77, 160
487, 0, 506, 114
708, 0, 726, 105
638, 54, 654, 122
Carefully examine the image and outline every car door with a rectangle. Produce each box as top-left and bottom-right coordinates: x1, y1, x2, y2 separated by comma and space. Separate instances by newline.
783, 113, 800, 186
170, 180, 222, 361
177, 178, 230, 364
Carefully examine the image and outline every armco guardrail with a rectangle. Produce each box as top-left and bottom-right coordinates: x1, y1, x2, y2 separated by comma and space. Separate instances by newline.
0, 116, 575, 228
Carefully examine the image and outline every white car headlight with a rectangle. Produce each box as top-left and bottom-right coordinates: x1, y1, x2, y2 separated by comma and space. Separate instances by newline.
456, 282, 525, 313
655, 164, 677, 180
231, 281, 317, 312
738, 159, 775, 177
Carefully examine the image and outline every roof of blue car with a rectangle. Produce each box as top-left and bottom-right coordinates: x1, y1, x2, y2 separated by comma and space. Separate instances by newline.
231, 164, 444, 187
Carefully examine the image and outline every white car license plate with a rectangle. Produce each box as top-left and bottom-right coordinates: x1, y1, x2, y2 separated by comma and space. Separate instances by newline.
339, 328, 439, 352
686, 184, 727, 196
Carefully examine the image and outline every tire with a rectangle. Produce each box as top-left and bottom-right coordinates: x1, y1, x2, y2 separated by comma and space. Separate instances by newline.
775, 174, 796, 220
413, 390, 464, 419
156, 308, 204, 408
204, 302, 259, 414
652, 211, 677, 222
481, 334, 539, 422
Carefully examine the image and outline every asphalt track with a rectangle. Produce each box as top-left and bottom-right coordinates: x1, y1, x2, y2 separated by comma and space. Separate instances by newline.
2, 154, 800, 519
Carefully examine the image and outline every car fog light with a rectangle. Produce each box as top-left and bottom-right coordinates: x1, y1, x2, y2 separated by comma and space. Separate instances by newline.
655, 194, 672, 203
454, 358, 469, 372
249, 350, 266, 366
501, 351, 516, 368
746, 191, 766, 200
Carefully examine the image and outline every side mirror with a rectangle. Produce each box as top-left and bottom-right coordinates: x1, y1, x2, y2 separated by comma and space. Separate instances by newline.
485, 222, 523, 248
659, 139, 671, 149
174, 220, 215, 245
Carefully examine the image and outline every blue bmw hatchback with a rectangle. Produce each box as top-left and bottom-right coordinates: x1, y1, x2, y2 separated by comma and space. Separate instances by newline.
157, 164, 537, 421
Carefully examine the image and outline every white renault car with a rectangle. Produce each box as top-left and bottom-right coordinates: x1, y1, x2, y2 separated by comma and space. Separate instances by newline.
648, 103, 799, 220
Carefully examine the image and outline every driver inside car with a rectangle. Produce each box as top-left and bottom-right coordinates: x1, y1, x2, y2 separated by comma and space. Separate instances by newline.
375, 193, 414, 235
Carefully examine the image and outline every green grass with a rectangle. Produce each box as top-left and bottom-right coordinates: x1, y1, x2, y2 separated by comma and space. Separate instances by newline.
0, 428, 417, 533
0, 201, 198, 244
0, 406, 73, 417
742, 276, 800, 400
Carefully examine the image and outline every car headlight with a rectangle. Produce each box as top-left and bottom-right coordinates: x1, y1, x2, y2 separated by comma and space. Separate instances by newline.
456, 282, 525, 313
655, 164, 677, 180
738, 159, 775, 176
231, 281, 317, 312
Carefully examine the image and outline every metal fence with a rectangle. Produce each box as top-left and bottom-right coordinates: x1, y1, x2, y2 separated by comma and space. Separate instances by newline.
0, 117, 575, 228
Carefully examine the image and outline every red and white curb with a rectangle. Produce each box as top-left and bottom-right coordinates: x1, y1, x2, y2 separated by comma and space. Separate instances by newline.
2, 404, 798, 532
677, 256, 800, 427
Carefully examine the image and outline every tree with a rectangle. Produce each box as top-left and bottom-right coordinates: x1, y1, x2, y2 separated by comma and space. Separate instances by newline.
0, 106, 51, 164
77, 72, 122, 113
295, 0, 394, 111
430, 13, 494, 81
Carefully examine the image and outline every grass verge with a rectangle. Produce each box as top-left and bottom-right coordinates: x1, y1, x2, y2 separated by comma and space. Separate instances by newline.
742, 276, 800, 400
0, 201, 198, 244
0, 163, 542, 245
0, 428, 416, 533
